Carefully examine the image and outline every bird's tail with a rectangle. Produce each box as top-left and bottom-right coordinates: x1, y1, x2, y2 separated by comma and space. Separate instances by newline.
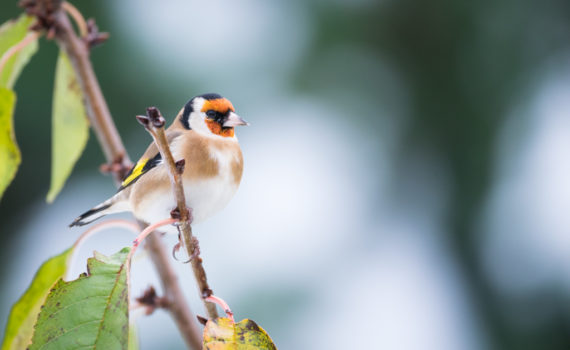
69, 193, 129, 227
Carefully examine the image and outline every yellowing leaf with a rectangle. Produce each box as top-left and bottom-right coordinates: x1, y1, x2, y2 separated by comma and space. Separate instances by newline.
47, 50, 89, 202
0, 88, 19, 200
203, 318, 277, 350
29, 248, 131, 350
1, 249, 72, 350
0, 15, 38, 89
0, 15, 39, 199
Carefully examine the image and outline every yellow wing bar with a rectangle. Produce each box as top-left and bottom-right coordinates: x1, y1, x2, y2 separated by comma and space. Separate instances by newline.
121, 158, 148, 188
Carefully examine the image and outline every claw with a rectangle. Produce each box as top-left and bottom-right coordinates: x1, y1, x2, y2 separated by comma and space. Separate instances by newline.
172, 241, 183, 261
171, 235, 200, 264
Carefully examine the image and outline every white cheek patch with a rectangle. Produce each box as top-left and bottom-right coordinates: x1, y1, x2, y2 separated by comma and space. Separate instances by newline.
190, 112, 212, 134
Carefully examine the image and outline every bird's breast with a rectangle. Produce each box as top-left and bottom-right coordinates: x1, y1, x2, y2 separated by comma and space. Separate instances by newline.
183, 140, 243, 223
130, 135, 243, 229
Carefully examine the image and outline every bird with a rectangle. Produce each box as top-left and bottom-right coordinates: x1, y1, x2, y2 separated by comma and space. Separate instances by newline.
69, 93, 248, 233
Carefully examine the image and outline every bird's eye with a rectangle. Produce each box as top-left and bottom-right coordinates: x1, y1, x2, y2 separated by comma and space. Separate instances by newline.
206, 110, 217, 118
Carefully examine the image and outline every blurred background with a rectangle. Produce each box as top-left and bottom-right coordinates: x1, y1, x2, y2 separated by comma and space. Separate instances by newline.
1, 0, 570, 349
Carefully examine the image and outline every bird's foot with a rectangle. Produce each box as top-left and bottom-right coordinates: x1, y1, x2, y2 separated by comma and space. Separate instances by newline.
169, 207, 193, 225
172, 233, 200, 263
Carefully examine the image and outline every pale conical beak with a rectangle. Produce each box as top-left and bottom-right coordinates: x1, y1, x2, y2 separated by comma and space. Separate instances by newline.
223, 112, 249, 127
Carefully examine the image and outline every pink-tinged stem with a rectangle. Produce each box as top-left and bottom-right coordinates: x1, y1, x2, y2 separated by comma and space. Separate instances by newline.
61, 1, 87, 37
127, 217, 177, 264
0, 31, 41, 77
66, 219, 140, 281
205, 295, 234, 322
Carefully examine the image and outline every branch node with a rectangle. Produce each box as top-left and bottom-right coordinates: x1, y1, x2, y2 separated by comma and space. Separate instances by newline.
135, 286, 169, 316
169, 207, 182, 220
99, 153, 131, 180
175, 159, 185, 174
145, 106, 165, 128
84, 18, 109, 49
19, 0, 61, 34
201, 288, 213, 299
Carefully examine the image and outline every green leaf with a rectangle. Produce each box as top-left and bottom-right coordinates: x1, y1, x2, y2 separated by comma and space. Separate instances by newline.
203, 317, 277, 350
0, 15, 39, 199
128, 321, 139, 350
0, 88, 19, 200
47, 50, 89, 203
29, 248, 131, 350
0, 15, 38, 89
1, 249, 72, 350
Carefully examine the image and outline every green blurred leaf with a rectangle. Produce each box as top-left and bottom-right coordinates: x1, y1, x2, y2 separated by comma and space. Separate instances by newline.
1, 249, 72, 350
203, 317, 277, 350
30, 248, 131, 350
0, 15, 39, 200
128, 321, 139, 350
0, 15, 38, 89
47, 50, 89, 203
0, 88, 19, 200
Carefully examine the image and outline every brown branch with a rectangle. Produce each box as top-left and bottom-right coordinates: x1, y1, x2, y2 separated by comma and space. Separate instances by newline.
21, 2, 203, 349
138, 107, 219, 319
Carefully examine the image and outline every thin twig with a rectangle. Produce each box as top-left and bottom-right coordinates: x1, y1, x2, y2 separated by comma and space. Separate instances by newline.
204, 295, 234, 322
67, 219, 140, 281
137, 107, 219, 319
61, 2, 87, 37
127, 217, 177, 263
0, 31, 41, 77
23, 4, 203, 349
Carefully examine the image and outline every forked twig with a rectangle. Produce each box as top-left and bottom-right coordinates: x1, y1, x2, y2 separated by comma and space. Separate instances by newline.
61, 1, 87, 37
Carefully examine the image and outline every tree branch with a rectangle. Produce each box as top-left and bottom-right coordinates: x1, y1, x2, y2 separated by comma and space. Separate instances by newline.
138, 107, 219, 319
20, 1, 203, 348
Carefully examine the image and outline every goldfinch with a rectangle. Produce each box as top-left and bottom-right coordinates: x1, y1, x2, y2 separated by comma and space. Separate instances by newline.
70, 93, 248, 232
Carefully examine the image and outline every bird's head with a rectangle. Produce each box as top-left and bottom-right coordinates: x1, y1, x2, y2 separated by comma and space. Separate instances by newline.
178, 93, 248, 138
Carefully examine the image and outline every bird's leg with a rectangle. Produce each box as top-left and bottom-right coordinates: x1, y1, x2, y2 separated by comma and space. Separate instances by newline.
170, 207, 199, 263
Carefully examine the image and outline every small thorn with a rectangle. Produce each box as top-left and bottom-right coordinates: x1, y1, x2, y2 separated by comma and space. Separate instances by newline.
175, 159, 185, 174
136, 115, 150, 127
89, 33, 109, 48
85, 18, 109, 49
197, 315, 208, 325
